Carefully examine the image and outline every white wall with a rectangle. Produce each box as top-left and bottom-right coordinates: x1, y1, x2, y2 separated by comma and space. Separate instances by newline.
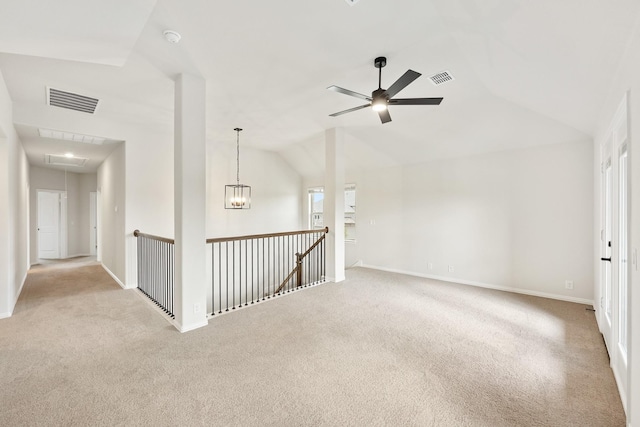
0, 69, 29, 318
593, 15, 640, 425
207, 143, 302, 238
98, 143, 126, 285
124, 130, 174, 287
29, 167, 97, 262
77, 173, 97, 255
304, 140, 594, 303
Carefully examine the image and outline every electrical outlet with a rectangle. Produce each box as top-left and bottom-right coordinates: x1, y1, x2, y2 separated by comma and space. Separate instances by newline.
193, 303, 201, 313
428, 263, 433, 270
448, 265, 454, 273
565, 280, 574, 290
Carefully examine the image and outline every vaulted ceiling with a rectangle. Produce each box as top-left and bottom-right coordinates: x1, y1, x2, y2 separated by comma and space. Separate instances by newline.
1, 0, 639, 174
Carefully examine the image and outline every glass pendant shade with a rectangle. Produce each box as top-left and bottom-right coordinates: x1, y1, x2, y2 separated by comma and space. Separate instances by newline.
225, 128, 251, 209
225, 184, 251, 209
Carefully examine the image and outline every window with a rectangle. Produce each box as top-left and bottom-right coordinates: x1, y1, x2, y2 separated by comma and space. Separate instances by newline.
344, 184, 356, 242
308, 185, 356, 242
309, 188, 324, 229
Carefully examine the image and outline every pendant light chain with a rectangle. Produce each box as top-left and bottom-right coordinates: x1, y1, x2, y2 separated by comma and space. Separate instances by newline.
234, 127, 242, 185
225, 127, 251, 209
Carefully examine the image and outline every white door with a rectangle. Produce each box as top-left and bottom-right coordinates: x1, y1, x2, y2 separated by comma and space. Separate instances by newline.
37, 191, 61, 259
601, 145, 613, 351
598, 94, 629, 411
90, 191, 97, 256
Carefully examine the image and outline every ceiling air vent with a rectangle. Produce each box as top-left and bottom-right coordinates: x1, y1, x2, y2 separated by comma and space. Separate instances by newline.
39, 128, 105, 145
45, 154, 88, 167
428, 71, 454, 86
47, 87, 99, 114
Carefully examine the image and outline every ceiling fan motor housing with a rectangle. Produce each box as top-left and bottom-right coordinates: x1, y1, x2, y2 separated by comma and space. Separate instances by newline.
372, 88, 388, 101
374, 56, 387, 68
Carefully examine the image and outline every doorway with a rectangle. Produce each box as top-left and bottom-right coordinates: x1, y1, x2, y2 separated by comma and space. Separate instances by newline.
37, 190, 66, 259
598, 93, 629, 411
90, 191, 97, 256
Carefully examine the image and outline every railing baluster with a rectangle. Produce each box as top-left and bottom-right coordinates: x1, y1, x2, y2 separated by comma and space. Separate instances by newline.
225, 242, 229, 311
133, 230, 175, 318
132, 227, 329, 322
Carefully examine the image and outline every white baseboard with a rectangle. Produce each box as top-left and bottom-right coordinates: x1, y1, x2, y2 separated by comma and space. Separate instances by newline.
65, 253, 92, 259
346, 259, 363, 269
611, 363, 628, 416
1, 271, 29, 319
132, 288, 180, 330
177, 320, 209, 333
15, 270, 28, 306
101, 263, 133, 289
360, 264, 595, 306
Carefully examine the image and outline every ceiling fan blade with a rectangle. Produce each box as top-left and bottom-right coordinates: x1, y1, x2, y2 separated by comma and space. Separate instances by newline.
329, 104, 371, 117
389, 97, 443, 105
384, 70, 421, 99
327, 85, 372, 102
378, 109, 392, 124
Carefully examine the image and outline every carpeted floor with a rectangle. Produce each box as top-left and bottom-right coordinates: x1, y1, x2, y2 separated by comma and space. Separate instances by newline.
0, 258, 626, 426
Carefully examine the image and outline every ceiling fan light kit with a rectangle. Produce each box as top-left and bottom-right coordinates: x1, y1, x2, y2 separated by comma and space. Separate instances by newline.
225, 128, 251, 209
328, 56, 443, 124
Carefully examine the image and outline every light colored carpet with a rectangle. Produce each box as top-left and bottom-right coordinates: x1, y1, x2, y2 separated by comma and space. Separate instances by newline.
0, 259, 625, 426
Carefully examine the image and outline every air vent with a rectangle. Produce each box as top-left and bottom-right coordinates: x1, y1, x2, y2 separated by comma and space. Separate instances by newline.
45, 154, 88, 167
428, 71, 454, 86
39, 128, 105, 145
47, 87, 99, 114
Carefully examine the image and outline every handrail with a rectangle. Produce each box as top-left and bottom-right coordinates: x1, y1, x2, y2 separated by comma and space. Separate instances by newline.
273, 230, 327, 295
134, 227, 328, 246
133, 229, 175, 244
299, 232, 327, 259
207, 227, 329, 244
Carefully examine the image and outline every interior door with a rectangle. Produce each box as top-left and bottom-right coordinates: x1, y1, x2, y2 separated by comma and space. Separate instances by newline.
90, 191, 97, 256
601, 151, 613, 352
37, 191, 61, 259
598, 94, 629, 412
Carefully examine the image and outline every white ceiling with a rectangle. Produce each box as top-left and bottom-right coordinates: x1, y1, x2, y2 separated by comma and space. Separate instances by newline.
1, 0, 639, 175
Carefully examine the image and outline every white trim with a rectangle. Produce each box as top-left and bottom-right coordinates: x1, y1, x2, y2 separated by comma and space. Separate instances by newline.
361, 264, 595, 305
64, 253, 92, 259
14, 270, 28, 308
177, 320, 209, 333
612, 363, 628, 415
132, 288, 180, 330
0, 271, 29, 319
208, 280, 331, 322
101, 263, 131, 289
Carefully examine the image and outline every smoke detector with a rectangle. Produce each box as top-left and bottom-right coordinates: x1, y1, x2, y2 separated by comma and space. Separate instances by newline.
163, 30, 181, 44
344, 0, 361, 5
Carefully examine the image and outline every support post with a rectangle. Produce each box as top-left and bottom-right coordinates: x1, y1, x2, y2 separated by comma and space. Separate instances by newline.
324, 128, 345, 283
174, 73, 208, 332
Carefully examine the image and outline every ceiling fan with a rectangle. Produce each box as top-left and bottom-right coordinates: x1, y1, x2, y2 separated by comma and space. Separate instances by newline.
328, 56, 443, 124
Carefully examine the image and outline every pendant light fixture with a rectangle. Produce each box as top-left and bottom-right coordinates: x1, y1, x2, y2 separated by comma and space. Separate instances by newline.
224, 127, 251, 209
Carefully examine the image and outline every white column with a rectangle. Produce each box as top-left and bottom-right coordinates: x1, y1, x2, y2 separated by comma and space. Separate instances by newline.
174, 74, 208, 332
325, 128, 345, 283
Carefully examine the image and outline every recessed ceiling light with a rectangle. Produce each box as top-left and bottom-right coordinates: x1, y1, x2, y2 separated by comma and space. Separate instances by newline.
64, 152, 74, 158
163, 30, 181, 44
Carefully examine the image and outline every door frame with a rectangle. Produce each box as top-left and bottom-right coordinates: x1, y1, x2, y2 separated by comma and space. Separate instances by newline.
89, 191, 97, 256
36, 189, 67, 260
597, 92, 630, 413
